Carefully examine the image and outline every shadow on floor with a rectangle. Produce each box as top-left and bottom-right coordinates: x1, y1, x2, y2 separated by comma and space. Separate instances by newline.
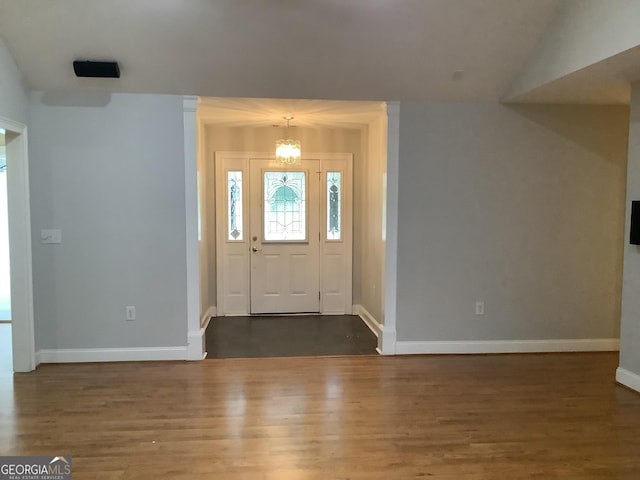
205, 315, 377, 358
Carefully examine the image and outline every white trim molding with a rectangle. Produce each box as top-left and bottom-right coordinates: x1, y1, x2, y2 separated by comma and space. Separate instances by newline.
37, 347, 188, 364
354, 304, 383, 338
395, 338, 620, 355
616, 367, 640, 393
380, 326, 397, 356
201, 306, 216, 329
184, 96, 203, 361
201, 305, 216, 323
187, 305, 216, 361
1, 115, 36, 372
215, 152, 354, 316
382, 102, 399, 356
187, 329, 206, 360
0, 116, 26, 134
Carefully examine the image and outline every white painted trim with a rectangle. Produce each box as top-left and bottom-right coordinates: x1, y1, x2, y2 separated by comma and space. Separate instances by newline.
187, 329, 206, 360
395, 338, 620, 355
201, 315, 212, 332
382, 102, 399, 355
215, 151, 355, 316
187, 306, 216, 360
214, 151, 353, 161
184, 96, 203, 361
188, 305, 216, 361
320, 154, 353, 314
616, 367, 640, 393
380, 326, 397, 356
0, 115, 36, 372
214, 152, 250, 316
37, 347, 188, 364
354, 304, 383, 338
0, 116, 26, 134
200, 305, 216, 329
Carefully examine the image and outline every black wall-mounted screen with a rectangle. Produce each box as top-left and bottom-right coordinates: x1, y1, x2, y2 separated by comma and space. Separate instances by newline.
630, 201, 640, 245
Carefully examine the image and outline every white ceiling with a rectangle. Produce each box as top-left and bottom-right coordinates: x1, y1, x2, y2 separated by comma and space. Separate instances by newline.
0, 0, 560, 101
198, 97, 385, 128
504, 44, 640, 105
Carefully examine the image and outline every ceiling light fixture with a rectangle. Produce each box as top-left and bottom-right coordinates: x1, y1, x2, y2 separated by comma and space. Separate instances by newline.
275, 116, 301, 165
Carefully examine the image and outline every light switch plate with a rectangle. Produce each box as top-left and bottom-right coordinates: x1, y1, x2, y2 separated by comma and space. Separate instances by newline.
41, 229, 62, 244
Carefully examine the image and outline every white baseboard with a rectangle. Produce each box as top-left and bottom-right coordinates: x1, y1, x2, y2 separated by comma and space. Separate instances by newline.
353, 304, 383, 338
395, 338, 620, 355
380, 326, 397, 355
184, 306, 217, 362
616, 367, 640, 393
187, 329, 206, 361
37, 346, 188, 364
201, 305, 216, 329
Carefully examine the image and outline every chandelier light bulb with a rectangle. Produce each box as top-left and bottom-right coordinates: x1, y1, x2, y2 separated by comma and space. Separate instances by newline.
276, 117, 301, 165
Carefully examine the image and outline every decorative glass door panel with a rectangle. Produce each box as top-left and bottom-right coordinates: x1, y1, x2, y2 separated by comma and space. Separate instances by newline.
263, 171, 307, 241
327, 172, 341, 240
250, 161, 320, 313
227, 171, 243, 241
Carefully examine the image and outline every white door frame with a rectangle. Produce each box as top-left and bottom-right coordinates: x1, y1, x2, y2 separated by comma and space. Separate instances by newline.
183, 97, 204, 360
0, 116, 36, 372
249, 159, 321, 314
214, 152, 353, 316
381, 102, 399, 354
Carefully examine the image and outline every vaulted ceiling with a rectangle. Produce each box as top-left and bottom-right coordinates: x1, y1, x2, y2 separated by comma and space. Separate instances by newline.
0, 0, 559, 101
2, 1, 640, 105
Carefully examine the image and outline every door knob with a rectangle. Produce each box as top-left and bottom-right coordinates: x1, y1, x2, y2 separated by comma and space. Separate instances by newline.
252, 246, 262, 252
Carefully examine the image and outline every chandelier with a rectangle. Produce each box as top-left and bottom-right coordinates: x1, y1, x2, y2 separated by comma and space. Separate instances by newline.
275, 116, 301, 165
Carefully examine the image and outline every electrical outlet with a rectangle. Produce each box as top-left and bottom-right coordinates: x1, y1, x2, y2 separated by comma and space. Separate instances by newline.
40, 229, 62, 244
126, 306, 136, 321
475, 301, 485, 315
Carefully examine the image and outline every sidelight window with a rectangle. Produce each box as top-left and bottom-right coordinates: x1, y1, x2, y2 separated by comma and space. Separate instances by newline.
227, 171, 243, 240
327, 172, 341, 240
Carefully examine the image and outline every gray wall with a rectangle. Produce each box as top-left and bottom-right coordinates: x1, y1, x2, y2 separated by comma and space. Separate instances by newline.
620, 82, 640, 375
397, 102, 628, 341
29, 92, 188, 349
0, 39, 28, 123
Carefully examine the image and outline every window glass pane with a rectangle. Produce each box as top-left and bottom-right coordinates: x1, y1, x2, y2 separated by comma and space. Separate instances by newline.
228, 171, 243, 241
264, 171, 306, 241
327, 172, 341, 240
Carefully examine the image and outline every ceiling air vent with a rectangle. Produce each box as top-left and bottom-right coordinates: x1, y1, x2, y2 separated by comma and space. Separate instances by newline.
73, 60, 120, 78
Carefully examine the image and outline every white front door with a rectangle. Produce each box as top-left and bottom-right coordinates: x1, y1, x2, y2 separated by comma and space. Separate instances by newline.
249, 159, 320, 313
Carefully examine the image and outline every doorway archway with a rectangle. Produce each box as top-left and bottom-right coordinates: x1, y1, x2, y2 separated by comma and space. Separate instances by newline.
0, 116, 36, 372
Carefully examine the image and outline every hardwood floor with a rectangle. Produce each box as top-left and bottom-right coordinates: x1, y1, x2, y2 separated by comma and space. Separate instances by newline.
1, 353, 639, 479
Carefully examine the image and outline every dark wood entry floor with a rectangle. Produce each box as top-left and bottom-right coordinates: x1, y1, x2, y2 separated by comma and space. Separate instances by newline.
205, 314, 377, 358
